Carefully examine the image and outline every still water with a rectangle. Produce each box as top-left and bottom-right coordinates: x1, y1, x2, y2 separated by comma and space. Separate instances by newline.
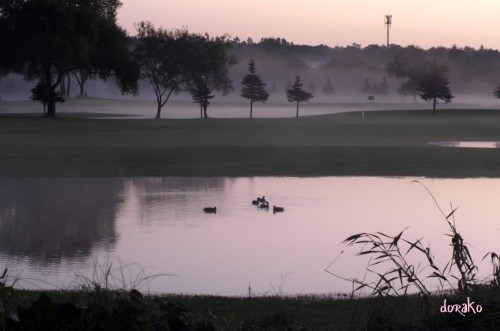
1, 177, 499, 296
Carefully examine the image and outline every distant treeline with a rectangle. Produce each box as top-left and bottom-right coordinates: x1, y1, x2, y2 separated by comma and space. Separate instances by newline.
2, 33, 500, 107
228, 37, 500, 96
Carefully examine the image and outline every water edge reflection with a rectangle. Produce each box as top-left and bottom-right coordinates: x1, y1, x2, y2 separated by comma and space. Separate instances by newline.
0, 176, 499, 295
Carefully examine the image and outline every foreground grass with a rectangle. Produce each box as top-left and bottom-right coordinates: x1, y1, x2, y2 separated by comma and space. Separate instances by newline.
2, 109, 500, 178
4, 289, 500, 330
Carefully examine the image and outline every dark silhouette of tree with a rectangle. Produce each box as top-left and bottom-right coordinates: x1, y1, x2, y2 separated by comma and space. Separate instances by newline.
73, 70, 92, 97
322, 78, 335, 95
134, 21, 189, 119
494, 83, 500, 99
0, 0, 139, 117
189, 78, 214, 119
31, 80, 65, 116
240, 59, 269, 119
387, 51, 428, 102
186, 33, 235, 119
417, 61, 454, 114
59, 72, 71, 98
135, 22, 234, 119
286, 76, 313, 118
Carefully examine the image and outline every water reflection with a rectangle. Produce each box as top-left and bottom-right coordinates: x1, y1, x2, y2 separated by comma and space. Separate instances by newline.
0, 178, 122, 265
429, 141, 500, 148
0, 177, 499, 295
120, 177, 226, 226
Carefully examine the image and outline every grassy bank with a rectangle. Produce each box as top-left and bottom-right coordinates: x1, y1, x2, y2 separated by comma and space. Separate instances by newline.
2, 109, 500, 178
3, 288, 499, 330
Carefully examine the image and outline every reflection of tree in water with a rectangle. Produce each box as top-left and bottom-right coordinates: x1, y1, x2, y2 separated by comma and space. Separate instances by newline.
0, 178, 123, 266
124, 177, 225, 224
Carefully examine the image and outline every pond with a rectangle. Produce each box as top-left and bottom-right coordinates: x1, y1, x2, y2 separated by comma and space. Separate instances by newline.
0, 177, 499, 296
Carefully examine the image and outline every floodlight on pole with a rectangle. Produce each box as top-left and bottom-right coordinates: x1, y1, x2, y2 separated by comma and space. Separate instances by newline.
385, 15, 392, 49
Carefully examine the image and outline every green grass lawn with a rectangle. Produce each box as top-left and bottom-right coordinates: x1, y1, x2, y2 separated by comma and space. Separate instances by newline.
2, 108, 500, 178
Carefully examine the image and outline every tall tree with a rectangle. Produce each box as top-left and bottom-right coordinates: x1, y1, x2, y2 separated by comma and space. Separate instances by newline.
134, 21, 189, 119
417, 61, 454, 114
286, 76, 313, 118
240, 59, 269, 119
0, 0, 139, 117
186, 33, 235, 119
189, 78, 214, 119
386, 50, 427, 102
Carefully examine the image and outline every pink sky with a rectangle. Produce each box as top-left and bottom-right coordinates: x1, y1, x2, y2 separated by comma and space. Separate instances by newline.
117, 0, 500, 49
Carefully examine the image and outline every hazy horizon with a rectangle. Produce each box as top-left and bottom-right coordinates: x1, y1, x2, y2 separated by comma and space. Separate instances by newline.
118, 0, 500, 50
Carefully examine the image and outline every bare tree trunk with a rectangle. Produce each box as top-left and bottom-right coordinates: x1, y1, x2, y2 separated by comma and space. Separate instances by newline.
46, 101, 56, 117
203, 102, 209, 118
45, 69, 56, 118
155, 103, 162, 119
66, 73, 71, 98
73, 71, 88, 97
250, 100, 253, 119
432, 97, 437, 115
296, 101, 299, 118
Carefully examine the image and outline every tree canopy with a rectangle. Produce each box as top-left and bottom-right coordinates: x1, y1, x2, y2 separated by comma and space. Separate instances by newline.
0, 0, 139, 117
135, 22, 234, 119
186, 33, 235, 119
240, 59, 269, 119
134, 21, 189, 119
286, 76, 313, 118
417, 61, 454, 114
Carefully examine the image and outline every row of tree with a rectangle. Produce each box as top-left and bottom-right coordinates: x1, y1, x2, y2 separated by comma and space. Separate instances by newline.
0, 1, 316, 119
241, 59, 313, 118
0, 0, 494, 118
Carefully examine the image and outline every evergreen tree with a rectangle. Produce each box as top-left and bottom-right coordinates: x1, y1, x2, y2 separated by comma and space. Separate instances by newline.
286, 76, 313, 118
417, 61, 454, 114
494, 83, 500, 99
240, 59, 269, 118
322, 78, 335, 95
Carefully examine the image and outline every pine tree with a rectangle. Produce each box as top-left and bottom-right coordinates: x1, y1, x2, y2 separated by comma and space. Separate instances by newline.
493, 83, 500, 99
322, 78, 335, 95
286, 76, 313, 118
417, 61, 454, 114
240, 59, 269, 118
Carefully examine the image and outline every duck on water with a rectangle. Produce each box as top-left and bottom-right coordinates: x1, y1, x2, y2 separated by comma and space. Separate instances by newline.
203, 207, 217, 214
